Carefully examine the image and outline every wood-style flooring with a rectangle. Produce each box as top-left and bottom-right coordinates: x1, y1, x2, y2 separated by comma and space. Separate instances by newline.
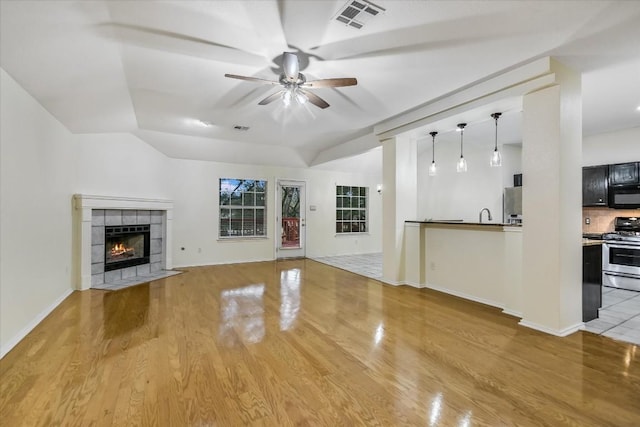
1, 259, 639, 426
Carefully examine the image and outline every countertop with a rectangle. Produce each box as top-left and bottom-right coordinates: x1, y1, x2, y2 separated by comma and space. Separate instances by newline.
582, 239, 604, 247
405, 220, 522, 230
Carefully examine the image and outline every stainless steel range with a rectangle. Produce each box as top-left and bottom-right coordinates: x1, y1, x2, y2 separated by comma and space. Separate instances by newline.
602, 216, 640, 291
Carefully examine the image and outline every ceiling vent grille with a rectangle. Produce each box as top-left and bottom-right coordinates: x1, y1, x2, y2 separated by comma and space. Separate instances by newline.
334, 0, 385, 29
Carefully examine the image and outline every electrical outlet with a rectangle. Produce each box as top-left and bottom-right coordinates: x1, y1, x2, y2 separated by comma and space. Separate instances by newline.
585, 217, 591, 225
430, 262, 436, 271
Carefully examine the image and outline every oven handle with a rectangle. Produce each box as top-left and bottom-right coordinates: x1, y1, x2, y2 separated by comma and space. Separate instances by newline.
603, 271, 640, 279
604, 242, 640, 249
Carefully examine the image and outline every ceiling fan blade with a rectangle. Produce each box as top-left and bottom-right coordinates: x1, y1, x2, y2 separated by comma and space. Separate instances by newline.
282, 52, 300, 82
258, 91, 285, 105
224, 74, 279, 85
299, 89, 329, 109
303, 78, 358, 88
98, 23, 266, 66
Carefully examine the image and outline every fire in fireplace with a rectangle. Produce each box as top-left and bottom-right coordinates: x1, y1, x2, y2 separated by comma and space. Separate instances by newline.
104, 225, 150, 271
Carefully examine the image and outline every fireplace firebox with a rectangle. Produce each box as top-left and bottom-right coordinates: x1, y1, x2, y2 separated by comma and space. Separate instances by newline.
104, 225, 151, 272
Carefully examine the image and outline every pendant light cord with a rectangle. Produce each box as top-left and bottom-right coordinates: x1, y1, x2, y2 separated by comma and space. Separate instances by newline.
430, 131, 437, 163
491, 112, 502, 152
457, 123, 466, 157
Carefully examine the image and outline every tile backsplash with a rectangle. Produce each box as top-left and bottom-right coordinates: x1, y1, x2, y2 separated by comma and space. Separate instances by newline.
582, 207, 640, 233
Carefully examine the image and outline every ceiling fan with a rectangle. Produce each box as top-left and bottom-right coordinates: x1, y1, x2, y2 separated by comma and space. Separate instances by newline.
224, 52, 357, 109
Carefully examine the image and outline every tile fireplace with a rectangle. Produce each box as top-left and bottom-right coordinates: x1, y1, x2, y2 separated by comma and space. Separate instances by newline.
73, 195, 174, 291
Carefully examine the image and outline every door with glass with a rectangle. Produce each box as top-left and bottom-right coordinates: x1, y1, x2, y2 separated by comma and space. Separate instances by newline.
276, 180, 306, 258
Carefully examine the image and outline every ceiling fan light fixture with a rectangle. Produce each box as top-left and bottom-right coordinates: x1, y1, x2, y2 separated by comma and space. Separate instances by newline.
282, 90, 292, 107
295, 90, 308, 105
225, 51, 356, 110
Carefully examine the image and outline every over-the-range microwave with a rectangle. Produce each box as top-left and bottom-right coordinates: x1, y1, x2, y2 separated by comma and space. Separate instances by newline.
609, 184, 640, 209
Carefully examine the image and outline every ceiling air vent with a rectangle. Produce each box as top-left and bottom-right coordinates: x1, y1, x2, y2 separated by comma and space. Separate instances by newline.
334, 0, 385, 29
233, 125, 250, 131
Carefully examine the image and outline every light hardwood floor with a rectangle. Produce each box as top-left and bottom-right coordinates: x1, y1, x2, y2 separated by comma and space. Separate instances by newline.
1, 259, 639, 426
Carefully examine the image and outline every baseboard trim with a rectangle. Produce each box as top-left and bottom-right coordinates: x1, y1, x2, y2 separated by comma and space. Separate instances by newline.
173, 258, 274, 269
423, 283, 504, 310
378, 278, 402, 286
1, 288, 74, 359
401, 281, 427, 289
518, 320, 584, 337
502, 308, 523, 318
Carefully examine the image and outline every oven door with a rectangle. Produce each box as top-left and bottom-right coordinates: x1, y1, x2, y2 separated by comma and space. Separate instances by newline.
603, 241, 640, 291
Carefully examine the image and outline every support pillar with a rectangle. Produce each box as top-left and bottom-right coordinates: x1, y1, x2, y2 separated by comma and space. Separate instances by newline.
520, 59, 582, 335
382, 135, 417, 285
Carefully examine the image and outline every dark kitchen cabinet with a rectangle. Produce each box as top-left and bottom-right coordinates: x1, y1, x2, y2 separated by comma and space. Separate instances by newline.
609, 162, 639, 185
582, 244, 602, 322
582, 165, 608, 206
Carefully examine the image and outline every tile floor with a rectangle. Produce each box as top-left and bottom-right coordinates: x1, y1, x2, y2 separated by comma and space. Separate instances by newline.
91, 270, 182, 291
311, 253, 640, 346
584, 286, 640, 346
311, 253, 383, 281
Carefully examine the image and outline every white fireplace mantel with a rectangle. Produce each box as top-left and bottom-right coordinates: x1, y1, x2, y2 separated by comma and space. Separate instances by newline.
73, 194, 174, 290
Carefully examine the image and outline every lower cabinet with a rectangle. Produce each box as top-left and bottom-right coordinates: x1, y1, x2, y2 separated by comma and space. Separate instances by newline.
582, 244, 602, 322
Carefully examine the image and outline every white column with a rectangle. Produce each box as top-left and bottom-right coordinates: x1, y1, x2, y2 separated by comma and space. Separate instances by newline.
403, 222, 424, 287
164, 208, 173, 269
382, 135, 417, 285
520, 59, 582, 335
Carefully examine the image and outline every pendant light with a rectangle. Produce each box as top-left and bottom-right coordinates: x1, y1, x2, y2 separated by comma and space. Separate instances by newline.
490, 112, 502, 167
456, 123, 467, 173
428, 131, 438, 176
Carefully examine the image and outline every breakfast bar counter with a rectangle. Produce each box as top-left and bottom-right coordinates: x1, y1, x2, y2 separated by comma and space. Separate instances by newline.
404, 220, 523, 316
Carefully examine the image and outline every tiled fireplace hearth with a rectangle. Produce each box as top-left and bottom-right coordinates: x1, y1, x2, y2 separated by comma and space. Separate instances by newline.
73, 195, 174, 291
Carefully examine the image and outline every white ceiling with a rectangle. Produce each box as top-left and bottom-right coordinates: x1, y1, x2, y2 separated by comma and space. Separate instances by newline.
1, 1, 639, 168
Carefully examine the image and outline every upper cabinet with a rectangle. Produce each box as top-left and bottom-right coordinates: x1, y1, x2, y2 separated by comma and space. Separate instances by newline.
582, 165, 608, 206
609, 162, 639, 186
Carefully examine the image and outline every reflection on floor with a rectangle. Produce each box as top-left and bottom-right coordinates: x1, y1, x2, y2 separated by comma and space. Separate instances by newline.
311, 253, 383, 280
585, 287, 640, 346
91, 270, 182, 291
312, 253, 640, 346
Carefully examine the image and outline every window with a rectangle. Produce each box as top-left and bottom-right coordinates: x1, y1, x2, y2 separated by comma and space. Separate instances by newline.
336, 185, 368, 233
219, 179, 266, 238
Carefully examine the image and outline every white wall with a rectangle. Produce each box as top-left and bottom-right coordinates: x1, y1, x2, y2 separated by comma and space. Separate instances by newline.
582, 127, 640, 166
169, 159, 382, 267
417, 140, 518, 222
74, 133, 172, 199
1, 68, 77, 356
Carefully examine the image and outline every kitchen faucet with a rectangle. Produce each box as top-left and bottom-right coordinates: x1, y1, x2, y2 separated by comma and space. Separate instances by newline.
479, 208, 492, 223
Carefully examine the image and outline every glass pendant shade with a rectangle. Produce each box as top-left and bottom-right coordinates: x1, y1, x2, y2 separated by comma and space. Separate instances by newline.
490, 149, 502, 167
456, 156, 468, 172
429, 161, 437, 176
456, 123, 467, 173
490, 112, 502, 167
428, 131, 437, 176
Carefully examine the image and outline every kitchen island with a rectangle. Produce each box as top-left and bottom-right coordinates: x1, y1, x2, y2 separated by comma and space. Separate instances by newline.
404, 220, 523, 317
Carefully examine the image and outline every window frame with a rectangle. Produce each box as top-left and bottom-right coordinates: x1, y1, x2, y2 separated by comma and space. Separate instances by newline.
218, 178, 267, 239
335, 185, 369, 234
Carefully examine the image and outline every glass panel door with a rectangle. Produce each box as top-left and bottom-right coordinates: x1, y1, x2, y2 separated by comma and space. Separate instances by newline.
277, 180, 306, 258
